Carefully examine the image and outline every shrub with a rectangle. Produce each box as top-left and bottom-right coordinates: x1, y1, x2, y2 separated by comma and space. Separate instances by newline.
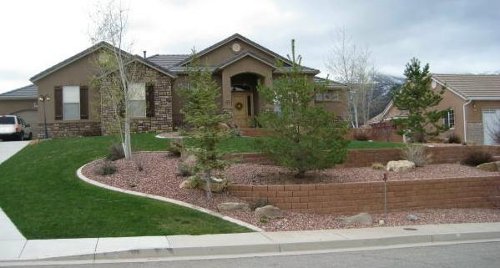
371, 162, 385, 170
134, 158, 144, 172
107, 143, 125, 161
401, 144, 430, 167
461, 151, 494, 166
96, 160, 117, 176
353, 129, 370, 141
447, 133, 461, 144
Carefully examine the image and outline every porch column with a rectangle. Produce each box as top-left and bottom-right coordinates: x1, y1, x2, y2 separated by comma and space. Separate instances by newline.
221, 70, 232, 110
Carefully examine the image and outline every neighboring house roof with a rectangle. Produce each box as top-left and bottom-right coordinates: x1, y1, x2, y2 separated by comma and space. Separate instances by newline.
0, 84, 38, 100
30, 41, 176, 82
313, 77, 347, 88
432, 74, 500, 100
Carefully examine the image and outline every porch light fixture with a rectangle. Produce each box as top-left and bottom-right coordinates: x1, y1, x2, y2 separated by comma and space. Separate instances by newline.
39, 94, 51, 139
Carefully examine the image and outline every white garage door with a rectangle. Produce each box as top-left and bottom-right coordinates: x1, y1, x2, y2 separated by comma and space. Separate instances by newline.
482, 109, 500, 145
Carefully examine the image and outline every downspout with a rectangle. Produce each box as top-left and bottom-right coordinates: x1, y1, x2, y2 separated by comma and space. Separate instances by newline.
463, 99, 472, 143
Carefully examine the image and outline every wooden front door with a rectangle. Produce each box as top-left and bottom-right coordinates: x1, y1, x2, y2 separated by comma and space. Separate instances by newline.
232, 92, 253, 128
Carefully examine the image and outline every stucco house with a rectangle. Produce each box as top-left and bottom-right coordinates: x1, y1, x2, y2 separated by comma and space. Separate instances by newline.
369, 74, 500, 144
23, 33, 347, 137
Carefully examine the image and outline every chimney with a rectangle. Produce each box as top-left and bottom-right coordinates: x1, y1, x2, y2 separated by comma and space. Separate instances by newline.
143, 51, 147, 58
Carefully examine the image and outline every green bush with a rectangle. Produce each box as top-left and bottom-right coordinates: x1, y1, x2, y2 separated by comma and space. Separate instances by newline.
447, 133, 461, 144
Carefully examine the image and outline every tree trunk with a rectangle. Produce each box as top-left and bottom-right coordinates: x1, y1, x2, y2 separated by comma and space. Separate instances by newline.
204, 170, 212, 199
123, 116, 132, 159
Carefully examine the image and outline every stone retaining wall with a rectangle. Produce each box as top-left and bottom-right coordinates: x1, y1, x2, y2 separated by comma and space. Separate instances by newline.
37, 121, 101, 138
229, 176, 500, 215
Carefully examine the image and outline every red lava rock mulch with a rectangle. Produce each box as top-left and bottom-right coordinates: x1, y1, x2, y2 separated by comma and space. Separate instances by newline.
81, 152, 500, 231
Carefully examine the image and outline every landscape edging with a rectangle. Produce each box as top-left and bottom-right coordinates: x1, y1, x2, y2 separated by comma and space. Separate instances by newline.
76, 162, 263, 232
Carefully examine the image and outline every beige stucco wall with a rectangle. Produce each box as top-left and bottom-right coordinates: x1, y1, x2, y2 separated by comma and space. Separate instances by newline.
314, 88, 349, 119
0, 100, 37, 115
34, 52, 100, 124
433, 84, 466, 140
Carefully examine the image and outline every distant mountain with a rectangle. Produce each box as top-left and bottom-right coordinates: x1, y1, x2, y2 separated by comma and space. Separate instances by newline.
369, 74, 404, 118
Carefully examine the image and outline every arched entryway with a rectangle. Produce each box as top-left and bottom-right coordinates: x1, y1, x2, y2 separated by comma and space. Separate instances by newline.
230, 73, 262, 128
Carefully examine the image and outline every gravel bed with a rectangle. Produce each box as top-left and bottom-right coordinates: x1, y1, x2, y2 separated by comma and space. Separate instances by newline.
82, 152, 500, 231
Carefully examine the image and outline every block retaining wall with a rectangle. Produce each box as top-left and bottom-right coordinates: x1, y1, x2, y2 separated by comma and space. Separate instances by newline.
229, 176, 500, 215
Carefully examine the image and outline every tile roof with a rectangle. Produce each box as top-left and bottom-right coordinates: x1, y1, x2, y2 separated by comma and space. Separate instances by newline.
147, 54, 190, 68
0, 84, 38, 100
433, 74, 500, 100
313, 77, 347, 88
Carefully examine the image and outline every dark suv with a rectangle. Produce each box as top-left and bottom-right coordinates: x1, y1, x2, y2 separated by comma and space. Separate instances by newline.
0, 115, 33, 141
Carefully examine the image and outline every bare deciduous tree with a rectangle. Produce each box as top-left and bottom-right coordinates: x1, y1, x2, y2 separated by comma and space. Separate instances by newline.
326, 28, 376, 127
89, 0, 134, 159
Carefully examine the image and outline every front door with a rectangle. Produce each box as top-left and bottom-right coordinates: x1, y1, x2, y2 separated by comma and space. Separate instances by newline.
232, 92, 253, 128
483, 109, 500, 145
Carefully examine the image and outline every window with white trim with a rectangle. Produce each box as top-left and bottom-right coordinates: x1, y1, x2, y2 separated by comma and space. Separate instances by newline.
128, 82, 146, 117
443, 109, 455, 128
63, 86, 80, 120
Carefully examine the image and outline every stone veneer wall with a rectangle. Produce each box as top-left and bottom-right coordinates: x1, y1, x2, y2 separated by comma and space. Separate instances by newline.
101, 64, 173, 135
229, 176, 500, 215
37, 122, 101, 138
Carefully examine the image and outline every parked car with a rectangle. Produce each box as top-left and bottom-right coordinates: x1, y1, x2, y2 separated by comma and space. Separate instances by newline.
0, 115, 32, 141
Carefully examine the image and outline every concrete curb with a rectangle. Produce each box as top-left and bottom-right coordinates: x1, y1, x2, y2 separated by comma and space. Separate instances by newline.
1, 223, 499, 264
76, 162, 263, 232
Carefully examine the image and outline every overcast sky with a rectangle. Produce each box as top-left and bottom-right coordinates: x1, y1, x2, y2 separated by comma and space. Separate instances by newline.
1, 0, 499, 93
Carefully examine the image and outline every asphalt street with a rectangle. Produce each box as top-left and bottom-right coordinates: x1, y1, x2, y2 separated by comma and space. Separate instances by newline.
7, 241, 500, 268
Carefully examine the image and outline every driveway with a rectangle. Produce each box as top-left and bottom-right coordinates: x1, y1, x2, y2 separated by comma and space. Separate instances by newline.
0, 141, 30, 165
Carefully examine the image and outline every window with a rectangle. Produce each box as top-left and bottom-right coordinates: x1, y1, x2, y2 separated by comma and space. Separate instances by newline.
128, 82, 146, 117
443, 109, 455, 128
315, 91, 339, 102
63, 86, 80, 120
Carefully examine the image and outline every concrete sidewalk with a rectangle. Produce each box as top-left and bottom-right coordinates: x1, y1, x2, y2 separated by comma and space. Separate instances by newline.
0, 141, 30, 165
1, 221, 499, 262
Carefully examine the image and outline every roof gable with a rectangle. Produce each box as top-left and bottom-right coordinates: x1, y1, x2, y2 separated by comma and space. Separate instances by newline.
30, 42, 176, 82
175, 33, 294, 67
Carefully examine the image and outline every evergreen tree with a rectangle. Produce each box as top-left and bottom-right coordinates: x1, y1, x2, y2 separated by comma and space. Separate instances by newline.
180, 53, 231, 198
257, 40, 349, 178
392, 58, 448, 142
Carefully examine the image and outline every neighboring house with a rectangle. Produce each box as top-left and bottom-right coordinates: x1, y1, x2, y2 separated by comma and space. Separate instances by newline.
369, 74, 500, 145
0, 84, 39, 137
12, 33, 346, 138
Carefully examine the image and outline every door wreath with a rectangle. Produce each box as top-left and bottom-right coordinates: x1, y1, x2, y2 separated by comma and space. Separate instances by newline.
235, 102, 243, 110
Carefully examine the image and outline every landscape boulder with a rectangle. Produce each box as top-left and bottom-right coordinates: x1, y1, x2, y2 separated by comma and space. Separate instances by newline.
200, 177, 228, 193
255, 205, 284, 219
217, 202, 250, 212
476, 161, 500, 172
386, 160, 415, 172
406, 214, 419, 221
340, 212, 373, 225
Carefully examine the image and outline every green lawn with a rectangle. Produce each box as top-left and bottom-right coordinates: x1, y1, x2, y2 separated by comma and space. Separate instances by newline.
0, 133, 249, 239
173, 136, 402, 153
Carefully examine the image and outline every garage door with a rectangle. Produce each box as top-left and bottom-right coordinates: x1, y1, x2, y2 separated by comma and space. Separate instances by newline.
14, 109, 39, 137
482, 109, 500, 145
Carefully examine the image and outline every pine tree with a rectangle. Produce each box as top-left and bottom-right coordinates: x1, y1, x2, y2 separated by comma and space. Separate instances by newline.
257, 40, 349, 178
392, 58, 448, 142
180, 53, 231, 198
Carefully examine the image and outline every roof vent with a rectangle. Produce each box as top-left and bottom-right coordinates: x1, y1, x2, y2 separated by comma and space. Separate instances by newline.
143, 51, 147, 58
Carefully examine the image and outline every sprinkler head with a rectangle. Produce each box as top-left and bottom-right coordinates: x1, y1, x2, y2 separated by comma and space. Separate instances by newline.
383, 172, 388, 182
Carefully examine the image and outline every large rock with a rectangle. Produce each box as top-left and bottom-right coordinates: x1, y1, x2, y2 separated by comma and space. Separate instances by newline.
476, 161, 500, 172
200, 177, 228, 193
179, 176, 200, 189
217, 202, 250, 212
340, 212, 373, 225
386, 160, 415, 172
255, 205, 284, 219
